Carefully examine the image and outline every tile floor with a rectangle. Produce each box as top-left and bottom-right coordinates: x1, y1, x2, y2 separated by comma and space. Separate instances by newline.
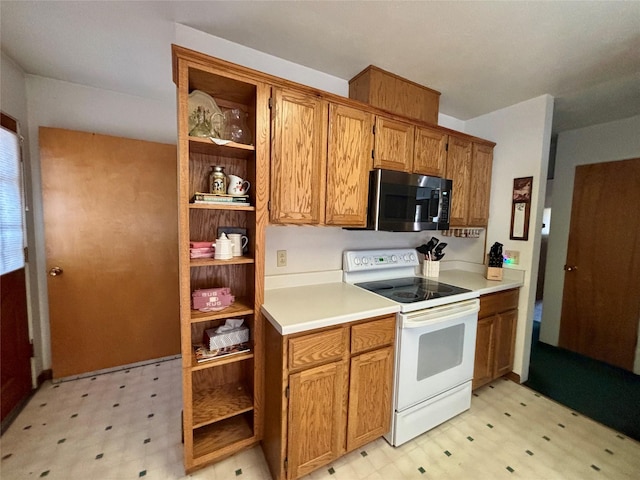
2, 358, 639, 480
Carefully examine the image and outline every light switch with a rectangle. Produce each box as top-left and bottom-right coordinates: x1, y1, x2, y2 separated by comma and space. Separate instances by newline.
277, 250, 287, 267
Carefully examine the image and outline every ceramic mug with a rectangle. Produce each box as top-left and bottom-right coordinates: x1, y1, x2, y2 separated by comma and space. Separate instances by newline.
228, 233, 248, 257
227, 174, 250, 196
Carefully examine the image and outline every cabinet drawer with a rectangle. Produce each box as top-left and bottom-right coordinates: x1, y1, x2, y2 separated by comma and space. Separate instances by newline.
351, 316, 395, 354
479, 289, 519, 318
289, 327, 348, 370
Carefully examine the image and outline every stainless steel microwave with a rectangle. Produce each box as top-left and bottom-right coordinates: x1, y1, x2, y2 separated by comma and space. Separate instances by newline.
365, 169, 452, 232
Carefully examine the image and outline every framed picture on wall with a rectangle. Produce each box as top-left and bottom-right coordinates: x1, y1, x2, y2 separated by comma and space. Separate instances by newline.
510, 176, 533, 240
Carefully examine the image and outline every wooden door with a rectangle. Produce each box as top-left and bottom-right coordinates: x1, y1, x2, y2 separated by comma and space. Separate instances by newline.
1, 268, 32, 423
346, 346, 393, 452
413, 127, 447, 177
288, 361, 347, 479
493, 309, 517, 378
445, 135, 472, 227
325, 103, 373, 227
40, 128, 179, 378
373, 116, 414, 172
559, 158, 640, 371
270, 88, 327, 224
468, 143, 493, 227
472, 316, 495, 390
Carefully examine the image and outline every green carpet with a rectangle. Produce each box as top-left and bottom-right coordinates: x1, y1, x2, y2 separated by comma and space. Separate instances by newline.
525, 321, 640, 441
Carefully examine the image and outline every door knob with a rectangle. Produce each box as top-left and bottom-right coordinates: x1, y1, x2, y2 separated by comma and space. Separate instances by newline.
49, 266, 63, 276
563, 265, 578, 272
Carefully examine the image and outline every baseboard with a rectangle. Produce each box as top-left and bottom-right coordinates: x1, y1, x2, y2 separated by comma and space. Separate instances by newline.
506, 371, 521, 384
37, 369, 52, 386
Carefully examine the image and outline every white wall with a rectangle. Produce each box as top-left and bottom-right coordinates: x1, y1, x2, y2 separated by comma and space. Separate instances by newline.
1, 52, 42, 385
465, 95, 554, 381
540, 115, 640, 346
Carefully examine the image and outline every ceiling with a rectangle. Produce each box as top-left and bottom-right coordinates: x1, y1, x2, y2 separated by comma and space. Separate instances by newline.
2, 1, 639, 135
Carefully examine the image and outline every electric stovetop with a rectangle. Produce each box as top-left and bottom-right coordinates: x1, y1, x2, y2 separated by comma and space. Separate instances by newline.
355, 276, 472, 304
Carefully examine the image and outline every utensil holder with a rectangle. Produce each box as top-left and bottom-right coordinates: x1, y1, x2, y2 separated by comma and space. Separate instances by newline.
422, 260, 440, 278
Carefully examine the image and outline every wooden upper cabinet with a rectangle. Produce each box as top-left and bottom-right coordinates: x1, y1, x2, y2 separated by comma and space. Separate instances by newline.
373, 116, 414, 172
468, 143, 493, 227
445, 135, 472, 227
413, 127, 447, 177
270, 88, 328, 224
326, 104, 373, 227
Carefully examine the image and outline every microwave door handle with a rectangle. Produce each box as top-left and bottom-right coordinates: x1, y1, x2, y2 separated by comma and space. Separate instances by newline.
402, 299, 479, 328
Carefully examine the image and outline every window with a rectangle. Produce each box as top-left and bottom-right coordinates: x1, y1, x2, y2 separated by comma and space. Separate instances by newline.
0, 113, 25, 275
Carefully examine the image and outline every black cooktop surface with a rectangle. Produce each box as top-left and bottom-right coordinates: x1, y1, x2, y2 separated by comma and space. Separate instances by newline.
355, 277, 471, 304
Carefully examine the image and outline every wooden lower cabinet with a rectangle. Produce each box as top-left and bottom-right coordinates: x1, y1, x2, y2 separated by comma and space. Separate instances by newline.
472, 289, 519, 390
263, 314, 395, 480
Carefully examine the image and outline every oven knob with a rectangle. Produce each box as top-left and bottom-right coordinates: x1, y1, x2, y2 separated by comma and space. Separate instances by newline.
403, 254, 409, 261
391, 255, 397, 262
363, 257, 369, 264
354, 257, 361, 265
409, 253, 416, 261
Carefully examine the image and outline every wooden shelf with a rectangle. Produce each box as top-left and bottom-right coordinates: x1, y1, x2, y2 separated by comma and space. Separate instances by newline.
190, 256, 254, 268
189, 136, 255, 158
189, 202, 255, 211
192, 414, 254, 459
189, 298, 254, 323
192, 382, 254, 428
191, 350, 254, 371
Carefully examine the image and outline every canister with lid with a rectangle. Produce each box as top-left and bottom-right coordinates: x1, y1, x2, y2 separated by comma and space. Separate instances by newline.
209, 166, 227, 195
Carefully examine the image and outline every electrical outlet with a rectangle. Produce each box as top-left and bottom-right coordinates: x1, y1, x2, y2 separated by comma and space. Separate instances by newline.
277, 250, 287, 267
504, 250, 520, 265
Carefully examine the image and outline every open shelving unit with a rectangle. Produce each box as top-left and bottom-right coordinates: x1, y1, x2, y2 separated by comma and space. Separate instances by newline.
172, 45, 269, 474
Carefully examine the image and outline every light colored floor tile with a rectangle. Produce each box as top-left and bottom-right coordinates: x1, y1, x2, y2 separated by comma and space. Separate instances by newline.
2, 360, 639, 480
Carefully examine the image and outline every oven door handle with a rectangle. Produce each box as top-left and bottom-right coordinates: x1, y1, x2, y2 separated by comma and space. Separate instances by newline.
402, 299, 479, 328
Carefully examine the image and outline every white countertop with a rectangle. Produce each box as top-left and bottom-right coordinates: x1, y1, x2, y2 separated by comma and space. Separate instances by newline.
262, 280, 399, 335
262, 267, 524, 335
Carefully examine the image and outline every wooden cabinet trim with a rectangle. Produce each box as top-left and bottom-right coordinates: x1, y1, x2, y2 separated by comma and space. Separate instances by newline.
288, 326, 349, 371
478, 289, 519, 318
351, 316, 395, 354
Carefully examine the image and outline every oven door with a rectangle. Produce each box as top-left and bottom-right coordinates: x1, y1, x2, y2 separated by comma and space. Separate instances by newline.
395, 299, 479, 412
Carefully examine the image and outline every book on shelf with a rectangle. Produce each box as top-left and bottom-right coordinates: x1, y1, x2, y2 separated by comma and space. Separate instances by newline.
192, 342, 250, 363
191, 192, 249, 204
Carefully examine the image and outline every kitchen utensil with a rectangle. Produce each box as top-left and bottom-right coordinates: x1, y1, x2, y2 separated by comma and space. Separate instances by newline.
416, 244, 430, 255
433, 252, 445, 261
433, 242, 447, 256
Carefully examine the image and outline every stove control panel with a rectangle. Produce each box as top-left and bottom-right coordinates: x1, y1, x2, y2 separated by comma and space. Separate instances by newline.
343, 249, 419, 272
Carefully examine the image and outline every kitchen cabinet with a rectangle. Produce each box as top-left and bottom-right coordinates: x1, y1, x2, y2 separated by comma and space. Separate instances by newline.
270, 87, 328, 225
413, 126, 448, 177
472, 288, 519, 390
270, 90, 373, 227
172, 45, 268, 473
263, 315, 395, 480
373, 116, 415, 172
445, 136, 494, 228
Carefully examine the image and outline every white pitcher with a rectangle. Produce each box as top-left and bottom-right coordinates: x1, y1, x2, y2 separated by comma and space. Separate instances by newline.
214, 233, 233, 260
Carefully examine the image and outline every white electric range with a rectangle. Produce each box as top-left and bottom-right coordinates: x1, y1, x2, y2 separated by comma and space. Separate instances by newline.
344, 248, 480, 446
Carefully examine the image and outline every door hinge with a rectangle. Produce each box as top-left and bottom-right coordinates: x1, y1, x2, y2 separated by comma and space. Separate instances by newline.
284, 458, 288, 474
372, 124, 376, 135
445, 143, 449, 152
371, 149, 375, 159
30, 340, 35, 358
268, 98, 273, 109
24, 246, 28, 263
285, 385, 289, 398
267, 200, 271, 212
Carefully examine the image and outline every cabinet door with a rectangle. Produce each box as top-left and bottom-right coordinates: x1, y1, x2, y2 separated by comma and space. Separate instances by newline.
468, 143, 493, 226
326, 104, 373, 226
346, 346, 393, 452
413, 127, 447, 177
270, 88, 328, 224
288, 361, 347, 479
494, 309, 518, 378
373, 116, 414, 172
472, 316, 495, 390
445, 135, 472, 227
